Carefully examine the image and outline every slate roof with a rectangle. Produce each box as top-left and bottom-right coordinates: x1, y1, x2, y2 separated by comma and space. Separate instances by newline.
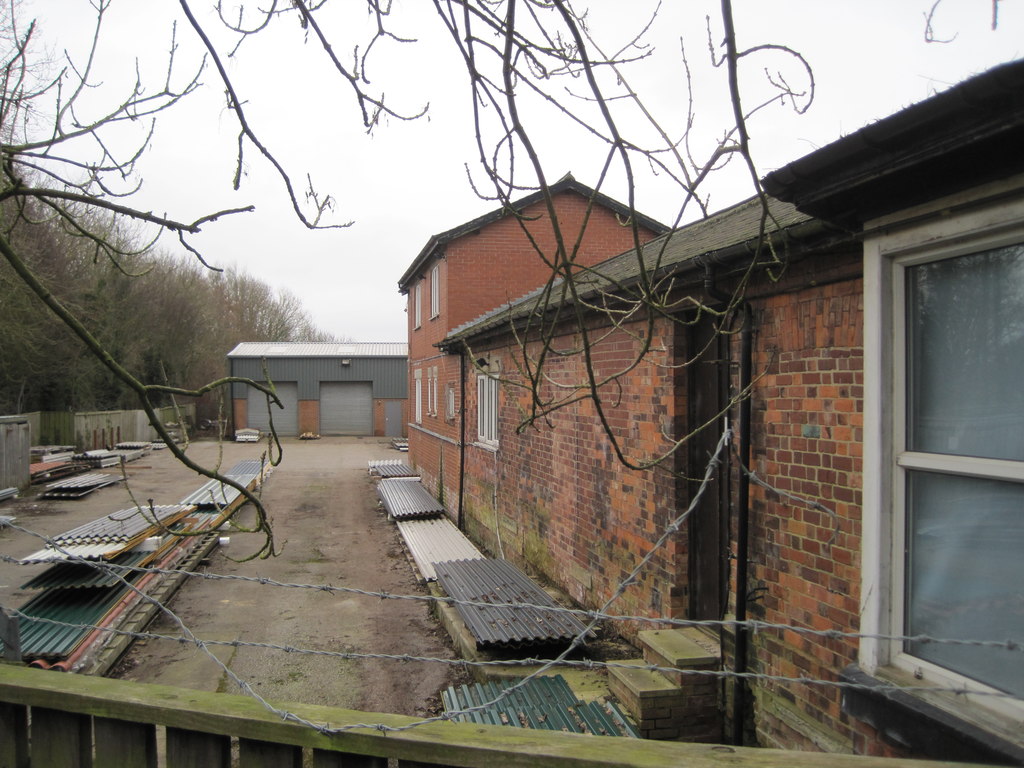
442, 195, 818, 346
397, 175, 670, 291
227, 342, 407, 358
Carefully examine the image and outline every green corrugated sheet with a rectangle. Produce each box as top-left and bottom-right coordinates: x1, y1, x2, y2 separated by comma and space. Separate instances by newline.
442, 675, 638, 738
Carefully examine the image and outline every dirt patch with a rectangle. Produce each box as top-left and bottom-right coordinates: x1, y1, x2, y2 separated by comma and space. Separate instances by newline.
4, 438, 465, 718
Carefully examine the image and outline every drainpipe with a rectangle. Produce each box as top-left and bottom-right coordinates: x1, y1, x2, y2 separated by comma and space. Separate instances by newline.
732, 302, 753, 745
457, 349, 466, 531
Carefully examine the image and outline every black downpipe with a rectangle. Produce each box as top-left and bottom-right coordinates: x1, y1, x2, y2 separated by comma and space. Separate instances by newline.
732, 303, 753, 745
456, 349, 466, 531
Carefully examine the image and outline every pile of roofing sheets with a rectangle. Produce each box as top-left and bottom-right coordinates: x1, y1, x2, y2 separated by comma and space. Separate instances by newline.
1, 487, 17, 503
40, 473, 122, 499
376, 477, 446, 520
31, 446, 75, 462
73, 450, 124, 469
367, 459, 418, 478
442, 675, 637, 737
395, 518, 483, 581
30, 461, 87, 484
390, 438, 408, 452
235, 428, 260, 442
114, 442, 152, 451
6, 458, 269, 664
434, 559, 591, 650
20, 505, 194, 563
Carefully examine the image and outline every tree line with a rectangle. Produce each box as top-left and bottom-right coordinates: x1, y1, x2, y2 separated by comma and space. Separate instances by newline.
0, 204, 333, 415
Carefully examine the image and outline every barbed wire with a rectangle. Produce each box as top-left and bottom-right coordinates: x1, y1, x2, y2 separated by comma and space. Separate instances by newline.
1, 426, 1021, 736
1, 532, 1018, 654
7, 611, 1021, 704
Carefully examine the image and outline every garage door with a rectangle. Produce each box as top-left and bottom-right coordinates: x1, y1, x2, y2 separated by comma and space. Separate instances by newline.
320, 382, 373, 435
247, 381, 299, 436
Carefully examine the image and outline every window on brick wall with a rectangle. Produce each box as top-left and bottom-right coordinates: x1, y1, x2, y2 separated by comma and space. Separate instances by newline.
445, 382, 456, 422
476, 372, 499, 446
863, 190, 1024, 720
428, 366, 438, 416
414, 368, 422, 423
430, 264, 440, 319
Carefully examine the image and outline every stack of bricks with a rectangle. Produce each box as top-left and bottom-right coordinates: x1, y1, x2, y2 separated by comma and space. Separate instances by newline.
607, 628, 721, 741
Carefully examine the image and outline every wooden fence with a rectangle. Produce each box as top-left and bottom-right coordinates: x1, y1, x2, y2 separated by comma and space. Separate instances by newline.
0, 664, 983, 768
2, 406, 195, 450
0, 420, 30, 490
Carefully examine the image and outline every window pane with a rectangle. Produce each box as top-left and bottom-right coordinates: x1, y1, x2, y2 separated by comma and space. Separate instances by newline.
905, 470, 1024, 696
906, 244, 1024, 461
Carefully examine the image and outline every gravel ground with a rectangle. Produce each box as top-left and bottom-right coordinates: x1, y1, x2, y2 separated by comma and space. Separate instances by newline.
0, 437, 466, 718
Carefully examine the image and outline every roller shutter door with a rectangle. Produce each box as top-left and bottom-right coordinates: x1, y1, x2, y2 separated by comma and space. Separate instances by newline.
247, 381, 299, 436
320, 382, 373, 435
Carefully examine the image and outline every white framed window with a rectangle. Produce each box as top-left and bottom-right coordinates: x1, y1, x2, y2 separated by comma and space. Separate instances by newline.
430, 264, 440, 319
445, 382, 456, 422
476, 372, 499, 446
413, 368, 422, 423
862, 188, 1024, 719
413, 282, 422, 329
427, 366, 438, 416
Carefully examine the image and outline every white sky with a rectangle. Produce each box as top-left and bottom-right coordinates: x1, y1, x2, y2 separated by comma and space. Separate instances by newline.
23, 1, 1024, 341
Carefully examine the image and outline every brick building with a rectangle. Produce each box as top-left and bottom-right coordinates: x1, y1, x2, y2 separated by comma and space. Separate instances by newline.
438, 61, 1024, 762
397, 176, 667, 515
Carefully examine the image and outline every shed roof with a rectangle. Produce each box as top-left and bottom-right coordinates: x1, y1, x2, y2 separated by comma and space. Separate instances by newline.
397, 174, 669, 292
763, 59, 1024, 224
227, 342, 407, 358
442, 195, 823, 345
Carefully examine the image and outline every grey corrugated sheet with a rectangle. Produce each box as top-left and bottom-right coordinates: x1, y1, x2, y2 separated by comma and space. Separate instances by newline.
40, 473, 121, 498
377, 478, 446, 520
20, 543, 121, 564
434, 559, 590, 649
442, 675, 638, 737
178, 460, 266, 508
368, 459, 418, 478
395, 518, 483, 581
227, 342, 407, 358
21, 552, 150, 590
52, 505, 193, 544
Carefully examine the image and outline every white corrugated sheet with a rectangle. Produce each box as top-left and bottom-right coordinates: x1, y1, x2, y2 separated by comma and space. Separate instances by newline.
396, 518, 483, 581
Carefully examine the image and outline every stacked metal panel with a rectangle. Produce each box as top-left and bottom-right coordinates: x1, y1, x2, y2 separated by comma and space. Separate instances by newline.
20, 505, 194, 563
367, 459, 418, 478
443, 675, 637, 737
395, 518, 483, 581
40, 473, 122, 499
376, 478, 446, 520
434, 559, 590, 650
179, 461, 267, 509
0, 487, 17, 502
73, 450, 123, 468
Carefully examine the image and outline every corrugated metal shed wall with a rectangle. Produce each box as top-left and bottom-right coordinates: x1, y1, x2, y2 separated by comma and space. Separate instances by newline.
228, 356, 407, 400
0, 419, 30, 490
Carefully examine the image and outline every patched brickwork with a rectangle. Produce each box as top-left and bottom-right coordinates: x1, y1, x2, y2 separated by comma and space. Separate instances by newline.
731, 275, 865, 752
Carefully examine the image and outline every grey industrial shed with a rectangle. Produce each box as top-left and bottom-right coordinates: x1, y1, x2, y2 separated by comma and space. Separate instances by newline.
227, 342, 408, 438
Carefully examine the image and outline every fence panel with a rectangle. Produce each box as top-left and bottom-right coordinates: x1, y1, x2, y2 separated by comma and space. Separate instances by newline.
0, 420, 30, 490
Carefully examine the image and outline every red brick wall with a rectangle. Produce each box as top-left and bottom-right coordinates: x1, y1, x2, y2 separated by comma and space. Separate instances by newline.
732, 274, 866, 751
460, 316, 685, 626
406, 189, 661, 518
297, 400, 319, 435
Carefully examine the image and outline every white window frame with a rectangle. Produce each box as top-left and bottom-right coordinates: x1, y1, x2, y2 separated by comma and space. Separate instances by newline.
476, 373, 499, 446
413, 368, 422, 424
445, 382, 456, 422
862, 182, 1024, 721
430, 264, 440, 319
428, 366, 438, 417
413, 282, 422, 330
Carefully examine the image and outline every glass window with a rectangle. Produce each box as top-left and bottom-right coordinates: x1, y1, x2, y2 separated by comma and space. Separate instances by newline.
476, 374, 498, 445
900, 243, 1024, 698
430, 265, 440, 318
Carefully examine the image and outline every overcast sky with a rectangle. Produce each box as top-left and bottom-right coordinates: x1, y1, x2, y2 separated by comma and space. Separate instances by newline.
24, 1, 1024, 342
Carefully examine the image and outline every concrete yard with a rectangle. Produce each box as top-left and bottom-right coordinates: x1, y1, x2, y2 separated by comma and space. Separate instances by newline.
0, 437, 464, 718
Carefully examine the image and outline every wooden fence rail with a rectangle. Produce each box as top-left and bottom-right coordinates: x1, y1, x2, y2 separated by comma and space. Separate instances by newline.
0, 664, 993, 768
